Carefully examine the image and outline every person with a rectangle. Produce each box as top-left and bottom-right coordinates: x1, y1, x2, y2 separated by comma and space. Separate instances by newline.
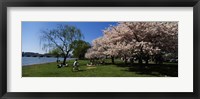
62, 63, 68, 67
73, 59, 79, 71
57, 63, 62, 68
57, 63, 68, 68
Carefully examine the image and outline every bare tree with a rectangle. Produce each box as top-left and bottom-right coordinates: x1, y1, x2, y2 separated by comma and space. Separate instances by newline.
40, 24, 83, 65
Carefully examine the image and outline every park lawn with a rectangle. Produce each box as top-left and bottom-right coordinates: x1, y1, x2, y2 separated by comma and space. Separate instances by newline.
22, 59, 177, 77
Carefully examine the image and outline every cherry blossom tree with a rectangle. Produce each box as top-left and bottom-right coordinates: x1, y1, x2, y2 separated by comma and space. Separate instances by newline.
123, 22, 178, 53
85, 37, 106, 65
85, 22, 178, 65
113, 22, 178, 64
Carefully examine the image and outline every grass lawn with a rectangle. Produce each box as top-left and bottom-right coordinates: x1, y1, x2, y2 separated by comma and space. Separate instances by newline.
22, 59, 178, 77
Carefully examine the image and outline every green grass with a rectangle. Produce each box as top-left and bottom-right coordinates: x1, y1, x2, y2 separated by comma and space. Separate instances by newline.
22, 59, 178, 77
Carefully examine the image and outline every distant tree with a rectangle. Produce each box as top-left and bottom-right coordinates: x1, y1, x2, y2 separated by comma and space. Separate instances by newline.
49, 48, 62, 62
71, 40, 91, 59
40, 24, 84, 65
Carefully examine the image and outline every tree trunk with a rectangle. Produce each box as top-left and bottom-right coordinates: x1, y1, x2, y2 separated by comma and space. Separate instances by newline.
139, 47, 143, 64
157, 54, 163, 64
145, 59, 148, 64
56, 56, 59, 63
145, 55, 149, 64
63, 51, 70, 65
79, 54, 81, 60
124, 55, 127, 65
130, 57, 134, 65
138, 56, 142, 64
111, 56, 115, 64
63, 55, 67, 65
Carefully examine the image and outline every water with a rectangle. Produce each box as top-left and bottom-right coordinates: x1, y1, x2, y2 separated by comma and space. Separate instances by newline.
22, 57, 74, 66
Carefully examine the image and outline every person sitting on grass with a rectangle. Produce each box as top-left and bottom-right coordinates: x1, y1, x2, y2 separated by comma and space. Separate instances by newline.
73, 59, 79, 71
57, 63, 62, 68
57, 62, 68, 68
62, 63, 68, 67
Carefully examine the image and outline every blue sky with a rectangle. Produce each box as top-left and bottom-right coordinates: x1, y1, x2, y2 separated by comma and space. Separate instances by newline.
22, 22, 117, 54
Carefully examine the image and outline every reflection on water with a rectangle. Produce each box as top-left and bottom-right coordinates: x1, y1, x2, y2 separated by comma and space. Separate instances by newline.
22, 57, 74, 66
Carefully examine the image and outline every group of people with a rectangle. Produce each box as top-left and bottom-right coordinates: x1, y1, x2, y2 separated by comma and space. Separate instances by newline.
57, 59, 80, 71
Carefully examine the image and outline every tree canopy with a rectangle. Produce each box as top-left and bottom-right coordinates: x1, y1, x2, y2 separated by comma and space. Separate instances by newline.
85, 22, 178, 64
71, 40, 91, 59
40, 24, 84, 64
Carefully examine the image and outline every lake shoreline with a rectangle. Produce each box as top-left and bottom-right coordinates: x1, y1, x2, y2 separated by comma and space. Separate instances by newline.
22, 62, 57, 67
22, 57, 76, 66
